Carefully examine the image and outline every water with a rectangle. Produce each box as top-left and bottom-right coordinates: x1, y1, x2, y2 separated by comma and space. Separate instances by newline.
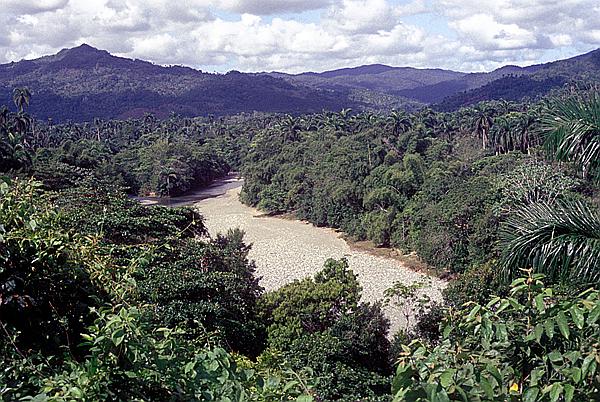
133, 172, 242, 207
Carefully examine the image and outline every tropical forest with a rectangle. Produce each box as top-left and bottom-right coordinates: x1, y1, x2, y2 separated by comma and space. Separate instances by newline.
1, 4, 600, 402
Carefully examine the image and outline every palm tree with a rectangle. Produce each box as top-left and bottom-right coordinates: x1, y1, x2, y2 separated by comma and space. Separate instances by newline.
387, 110, 412, 136
12, 112, 31, 136
499, 200, 600, 283
0, 106, 9, 129
541, 93, 600, 180
0, 132, 32, 170
517, 112, 537, 154
472, 104, 495, 150
143, 113, 157, 134
339, 108, 352, 120
299, 114, 321, 132
278, 114, 301, 142
12, 87, 31, 114
354, 112, 382, 133
490, 116, 514, 155
93, 118, 103, 141
415, 108, 436, 131
499, 94, 600, 284
330, 110, 350, 132
496, 99, 512, 115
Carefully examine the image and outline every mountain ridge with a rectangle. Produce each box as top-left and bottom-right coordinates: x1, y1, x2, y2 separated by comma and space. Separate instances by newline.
0, 44, 361, 121
1, 44, 599, 121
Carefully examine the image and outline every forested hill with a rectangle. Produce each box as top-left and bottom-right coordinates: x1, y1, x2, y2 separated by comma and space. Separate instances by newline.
264, 65, 466, 110
434, 48, 600, 111
0, 44, 359, 122
268, 48, 600, 111
2, 44, 600, 121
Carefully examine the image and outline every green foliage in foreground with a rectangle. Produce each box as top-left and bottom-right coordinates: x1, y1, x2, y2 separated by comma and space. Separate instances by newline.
393, 272, 600, 401
0, 178, 100, 356
542, 92, 600, 181
0, 178, 314, 401
499, 200, 600, 284
443, 262, 507, 308
259, 259, 392, 401
25, 305, 313, 401
2, 304, 314, 401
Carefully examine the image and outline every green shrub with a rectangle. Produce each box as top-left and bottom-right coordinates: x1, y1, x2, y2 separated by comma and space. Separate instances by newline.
0, 178, 101, 356
392, 272, 600, 401
259, 259, 392, 401
443, 262, 507, 308
137, 231, 265, 356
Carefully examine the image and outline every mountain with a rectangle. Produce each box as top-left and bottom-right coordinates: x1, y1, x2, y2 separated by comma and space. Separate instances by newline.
434, 48, 600, 110
266, 48, 600, 111
263, 64, 466, 111
268, 64, 465, 93
1, 44, 599, 121
0, 44, 359, 122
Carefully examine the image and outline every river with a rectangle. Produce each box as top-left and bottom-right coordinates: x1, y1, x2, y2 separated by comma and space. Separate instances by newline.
191, 176, 446, 336
134, 172, 242, 207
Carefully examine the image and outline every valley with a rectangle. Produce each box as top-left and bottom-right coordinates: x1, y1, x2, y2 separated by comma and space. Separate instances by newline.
195, 177, 445, 334
1, 30, 600, 402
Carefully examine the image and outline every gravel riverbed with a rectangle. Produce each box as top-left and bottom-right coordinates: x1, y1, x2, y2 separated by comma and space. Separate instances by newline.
194, 178, 446, 335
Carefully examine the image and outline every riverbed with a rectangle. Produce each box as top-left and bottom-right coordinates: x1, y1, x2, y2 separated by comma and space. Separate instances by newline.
194, 177, 446, 335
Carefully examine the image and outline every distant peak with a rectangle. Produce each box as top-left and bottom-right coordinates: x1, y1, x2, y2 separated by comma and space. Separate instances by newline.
41, 44, 116, 69
52, 43, 108, 58
315, 64, 395, 78
493, 65, 524, 73
75, 43, 96, 50
68, 43, 107, 54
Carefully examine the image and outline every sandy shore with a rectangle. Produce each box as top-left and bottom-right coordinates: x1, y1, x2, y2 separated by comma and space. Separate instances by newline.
194, 178, 446, 335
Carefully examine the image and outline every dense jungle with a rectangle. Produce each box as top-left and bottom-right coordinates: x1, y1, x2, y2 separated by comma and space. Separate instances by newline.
1, 74, 599, 401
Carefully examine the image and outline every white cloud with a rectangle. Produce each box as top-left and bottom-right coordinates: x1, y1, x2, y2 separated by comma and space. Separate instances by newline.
450, 13, 537, 50
548, 34, 572, 47
216, 0, 335, 15
326, 0, 398, 33
394, 0, 427, 17
436, 0, 600, 50
3, 0, 69, 14
0, 0, 598, 73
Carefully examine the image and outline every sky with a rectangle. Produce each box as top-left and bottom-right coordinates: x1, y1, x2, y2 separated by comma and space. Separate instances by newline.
1, 0, 600, 74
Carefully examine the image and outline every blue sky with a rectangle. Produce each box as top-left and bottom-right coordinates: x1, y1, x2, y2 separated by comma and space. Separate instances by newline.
1, 0, 599, 73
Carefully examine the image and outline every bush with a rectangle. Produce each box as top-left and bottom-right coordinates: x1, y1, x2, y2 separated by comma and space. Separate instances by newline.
2, 305, 314, 401
136, 230, 265, 356
407, 173, 501, 273
392, 272, 600, 401
259, 259, 392, 400
0, 178, 101, 356
443, 262, 507, 308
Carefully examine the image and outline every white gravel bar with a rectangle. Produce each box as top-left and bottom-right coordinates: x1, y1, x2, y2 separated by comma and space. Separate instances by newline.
194, 177, 446, 335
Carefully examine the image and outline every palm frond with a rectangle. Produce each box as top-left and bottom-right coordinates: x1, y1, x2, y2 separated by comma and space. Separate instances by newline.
499, 200, 600, 284
541, 93, 600, 179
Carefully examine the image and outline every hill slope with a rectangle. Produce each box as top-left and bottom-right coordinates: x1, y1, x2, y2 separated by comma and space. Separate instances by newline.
0, 44, 359, 122
265, 65, 466, 111
434, 48, 600, 110
268, 49, 600, 111
1, 45, 600, 121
